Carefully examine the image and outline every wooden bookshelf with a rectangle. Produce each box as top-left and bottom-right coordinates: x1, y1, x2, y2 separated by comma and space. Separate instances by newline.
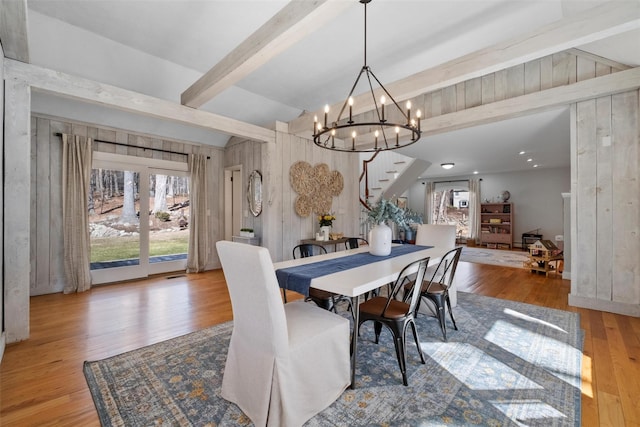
480, 202, 513, 249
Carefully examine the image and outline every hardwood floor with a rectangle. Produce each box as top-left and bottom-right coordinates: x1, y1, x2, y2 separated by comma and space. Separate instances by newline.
1, 261, 639, 426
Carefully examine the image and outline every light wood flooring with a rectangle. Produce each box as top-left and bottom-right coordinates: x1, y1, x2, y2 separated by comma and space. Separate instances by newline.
1, 260, 639, 426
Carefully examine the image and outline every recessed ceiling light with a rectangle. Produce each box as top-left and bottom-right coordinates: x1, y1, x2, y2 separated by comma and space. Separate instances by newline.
519, 151, 526, 155
473, 171, 479, 175
533, 164, 539, 168
527, 158, 533, 162
441, 163, 455, 170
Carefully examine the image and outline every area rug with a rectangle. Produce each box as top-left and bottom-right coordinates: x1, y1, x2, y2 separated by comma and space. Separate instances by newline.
460, 246, 530, 269
84, 292, 583, 426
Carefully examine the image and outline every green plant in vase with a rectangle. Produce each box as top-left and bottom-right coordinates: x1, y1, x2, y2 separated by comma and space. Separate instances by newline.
366, 198, 407, 256
366, 198, 407, 228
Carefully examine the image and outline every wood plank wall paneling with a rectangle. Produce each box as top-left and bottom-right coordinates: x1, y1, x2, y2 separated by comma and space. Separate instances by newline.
506, 65, 525, 99
49, 121, 70, 292
4, 78, 31, 342
575, 99, 598, 300
524, 59, 541, 94
35, 118, 51, 295
223, 137, 263, 238
29, 116, 226, 295
595, 96, 613, 301
570, 89, 640, 314
0, 50, 4, 360
611, 91, 639, 304
246, 131, 359, 262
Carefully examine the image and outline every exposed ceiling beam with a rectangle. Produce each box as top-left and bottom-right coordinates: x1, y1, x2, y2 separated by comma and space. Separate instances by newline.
347, 66, 640, 151
0, 0, 30, 62
5, 59, 275, 144
288, 1, 640, 135
181, 0, 352, 108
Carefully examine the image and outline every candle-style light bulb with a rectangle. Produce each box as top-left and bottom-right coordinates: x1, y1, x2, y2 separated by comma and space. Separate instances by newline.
348, 97, 354, 123
406, 100, 412, 125
416, 109, 422, 131
317, 123, 323, 135
324, 104, 329, 128
374, 130, 379, 150
313, 115, 318, 135
351, 130, 356, 151
380, 96, 386, 122
331, 129, 336, 148
395, 126, 400, 147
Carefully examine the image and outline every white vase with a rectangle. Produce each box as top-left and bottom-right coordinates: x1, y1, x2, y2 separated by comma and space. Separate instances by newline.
320, 226, 331, 241
369, 222, 392, 256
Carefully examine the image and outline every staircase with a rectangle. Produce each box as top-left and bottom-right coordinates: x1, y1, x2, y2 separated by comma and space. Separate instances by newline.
359, 151, 431, 207
358, 151, 431, 238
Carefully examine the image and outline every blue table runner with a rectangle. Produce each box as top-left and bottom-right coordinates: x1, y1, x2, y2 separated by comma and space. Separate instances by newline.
275, 244, 432, 296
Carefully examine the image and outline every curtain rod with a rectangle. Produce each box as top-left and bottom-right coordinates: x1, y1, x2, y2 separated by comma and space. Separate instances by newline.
432, 179, 474, 184
54, 133, 209, 159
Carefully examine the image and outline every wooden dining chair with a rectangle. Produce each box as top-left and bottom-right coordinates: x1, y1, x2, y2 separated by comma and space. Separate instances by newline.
402, 247, 462, 341
292, 244, 352, 314
357, 256, 430, 386
216, 241, 350, 426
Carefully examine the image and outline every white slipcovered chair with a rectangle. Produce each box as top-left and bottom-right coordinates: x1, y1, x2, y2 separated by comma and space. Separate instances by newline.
216, 241, 350, 427
415, 224, 458, 307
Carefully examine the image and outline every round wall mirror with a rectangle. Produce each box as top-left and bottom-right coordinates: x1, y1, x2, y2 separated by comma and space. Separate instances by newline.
247, 170, 263, 217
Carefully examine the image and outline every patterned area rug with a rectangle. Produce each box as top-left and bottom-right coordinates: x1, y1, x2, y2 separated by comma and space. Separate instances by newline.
84, 292, 583, 426
460, 246, 530, 269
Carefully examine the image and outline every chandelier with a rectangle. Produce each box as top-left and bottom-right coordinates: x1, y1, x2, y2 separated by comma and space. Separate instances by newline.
312, 0, 421, 152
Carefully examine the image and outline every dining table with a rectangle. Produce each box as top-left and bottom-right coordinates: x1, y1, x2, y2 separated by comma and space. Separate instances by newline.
273, 244, 449, 388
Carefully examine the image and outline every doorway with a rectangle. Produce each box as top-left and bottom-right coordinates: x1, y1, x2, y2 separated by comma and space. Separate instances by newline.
224, 165, 243, 240
89, 153, 189, 284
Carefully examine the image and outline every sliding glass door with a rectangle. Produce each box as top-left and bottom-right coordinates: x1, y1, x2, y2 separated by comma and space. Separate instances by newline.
431, 181, 470, 240
147, 172, 190, 274
90, 153, 189, 284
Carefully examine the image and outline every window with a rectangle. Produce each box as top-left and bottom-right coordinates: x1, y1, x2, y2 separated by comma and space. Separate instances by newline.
431, 181, 470, 239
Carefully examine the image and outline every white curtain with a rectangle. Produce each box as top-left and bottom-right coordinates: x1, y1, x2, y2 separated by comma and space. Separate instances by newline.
187, 153, 209, 273
469, 178, 481, 243
424, 181, 435, 223
62, 134, 93, 293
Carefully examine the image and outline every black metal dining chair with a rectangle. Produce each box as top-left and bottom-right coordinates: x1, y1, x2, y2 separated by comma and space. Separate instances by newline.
344, 237, 368, 250
291, 244, 352, 314
402, 247, 462, 341
357, 256, 430, 386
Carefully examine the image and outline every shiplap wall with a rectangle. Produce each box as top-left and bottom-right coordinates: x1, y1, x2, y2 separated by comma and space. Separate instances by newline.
0, 46, 5, 357
224, 137, 263, 238
255, 127, 360, 262
569, 89, 640, 316
29, 115, 226, 296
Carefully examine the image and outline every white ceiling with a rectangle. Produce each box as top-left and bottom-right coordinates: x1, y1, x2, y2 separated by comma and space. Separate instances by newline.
25, 0, 640, 178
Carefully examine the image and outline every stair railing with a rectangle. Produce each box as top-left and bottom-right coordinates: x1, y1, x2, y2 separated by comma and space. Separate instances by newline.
359, 150, 380, 209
